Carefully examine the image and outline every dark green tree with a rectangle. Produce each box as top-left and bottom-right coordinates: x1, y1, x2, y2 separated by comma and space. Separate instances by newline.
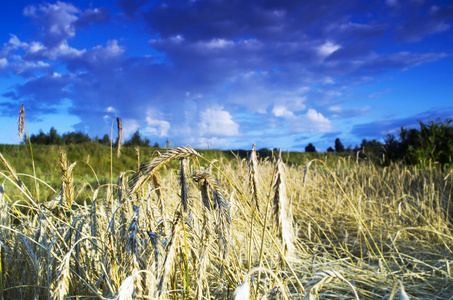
305, 143, 316, 153
49, 127, 62, 145
327, 147, 334, 152
335, 138, 345, 153
124, 130, 150, 147
99, 134, 110, 146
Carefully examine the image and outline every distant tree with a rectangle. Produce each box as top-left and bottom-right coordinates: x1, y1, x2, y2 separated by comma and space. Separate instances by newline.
49, 127, 62, 145
305, 143, 316, 153
62, 131, 91, 144
124, 130, 150, 147
153, 142, 160, 148
357, 139, 384, 162
257, 148, 272, 158
99, 134, 110, 146
327, 147, 334, 152
384, 119, 453, 167
335, 138, 345, 153
29, 130, 47, 144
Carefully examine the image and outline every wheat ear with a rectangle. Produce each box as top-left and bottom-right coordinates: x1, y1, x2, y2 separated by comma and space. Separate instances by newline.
51, 251, 71, 300
117, 117, 122, 158
271, 149, 294, 256
116, 275, 135, 300
18, 104, 25, 138
180, 157, 189, 212
129, 146, 200, 195
249, 144, 261, 213
192, 171, 231, 263
60, 152, 76, 208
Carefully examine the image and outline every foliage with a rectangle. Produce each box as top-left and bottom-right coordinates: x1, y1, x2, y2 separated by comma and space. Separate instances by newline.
384, 119, 453, 168
335, 138, 345, 153
305, 143, 316, 153
123, 130, 151, 147
24, 128, 160, 149
26, 127, 92, 145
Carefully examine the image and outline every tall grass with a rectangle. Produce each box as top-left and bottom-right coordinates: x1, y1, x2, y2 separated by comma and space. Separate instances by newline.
0, 144, 452, 299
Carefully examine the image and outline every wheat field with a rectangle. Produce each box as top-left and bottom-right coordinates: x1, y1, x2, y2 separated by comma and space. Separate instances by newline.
0, 144, 452, 299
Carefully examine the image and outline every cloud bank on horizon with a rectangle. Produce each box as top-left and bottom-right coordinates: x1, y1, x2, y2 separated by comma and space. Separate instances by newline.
0, 0, 452, 150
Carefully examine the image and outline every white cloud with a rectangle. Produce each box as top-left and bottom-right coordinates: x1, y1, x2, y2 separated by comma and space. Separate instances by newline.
204, 38, 234, 49
23, 1, 79, 47
122, 118, 140, 140
199, 106, 239, 137
145, 110, 170, 137
317, 41, 341, 58
284, 108, 332, 133
0, 58, 7, 68
272, 106, 294, 118
28, 42, 46, 53
329, 105, 342, 113
170, 34, 184, 43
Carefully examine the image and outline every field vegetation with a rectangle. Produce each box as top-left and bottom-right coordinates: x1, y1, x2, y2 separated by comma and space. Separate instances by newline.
0, 111, 452, 299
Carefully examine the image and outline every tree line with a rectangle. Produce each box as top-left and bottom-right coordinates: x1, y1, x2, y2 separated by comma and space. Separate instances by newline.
22, 119, 453, 168
305, 119, 453, 168
24, 128, 159, 148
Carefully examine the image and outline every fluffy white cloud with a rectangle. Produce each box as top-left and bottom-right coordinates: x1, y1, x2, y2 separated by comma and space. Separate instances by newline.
305, 108, 331, 131
272, 106, 294, 118
317, 41, 341, 58
121, 118, 140, 140
23, 1, 79, 47
0, 58, 7, 68
278, 108, 332, 133
199, 106, 239, 137
145, 110, 170, 137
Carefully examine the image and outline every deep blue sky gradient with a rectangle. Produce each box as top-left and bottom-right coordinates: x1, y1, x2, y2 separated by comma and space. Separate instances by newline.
1, 0, 452, 151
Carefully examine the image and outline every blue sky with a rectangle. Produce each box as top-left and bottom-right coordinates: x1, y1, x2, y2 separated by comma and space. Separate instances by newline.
0, 0, 452, 151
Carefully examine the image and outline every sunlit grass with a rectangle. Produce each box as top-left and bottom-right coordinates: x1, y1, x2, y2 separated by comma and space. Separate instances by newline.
0, 144, 451, 299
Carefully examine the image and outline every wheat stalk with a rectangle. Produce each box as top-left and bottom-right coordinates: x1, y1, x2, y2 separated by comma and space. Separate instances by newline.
303, 269, 360, 300
271, 149, 294, 256
157, 212, 182, 298
51, 251, 72, 300
126, 205, 143, 297
192, 171, 231, 258
0, 153, 23, 188
18, 104, 25, 138
117, 117, 122, 158
129, 146, 200, 195
180, 157, 189, 212
60, 152, 77, 208
116, 275, 135, 300
249, 144, 261, 213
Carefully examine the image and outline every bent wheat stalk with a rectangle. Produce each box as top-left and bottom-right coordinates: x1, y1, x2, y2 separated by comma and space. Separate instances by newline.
129, 146, 200, 195
303, 269, 360, 300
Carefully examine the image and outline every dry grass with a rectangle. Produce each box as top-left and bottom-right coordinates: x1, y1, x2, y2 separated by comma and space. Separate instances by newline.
0, 146, 452, 299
